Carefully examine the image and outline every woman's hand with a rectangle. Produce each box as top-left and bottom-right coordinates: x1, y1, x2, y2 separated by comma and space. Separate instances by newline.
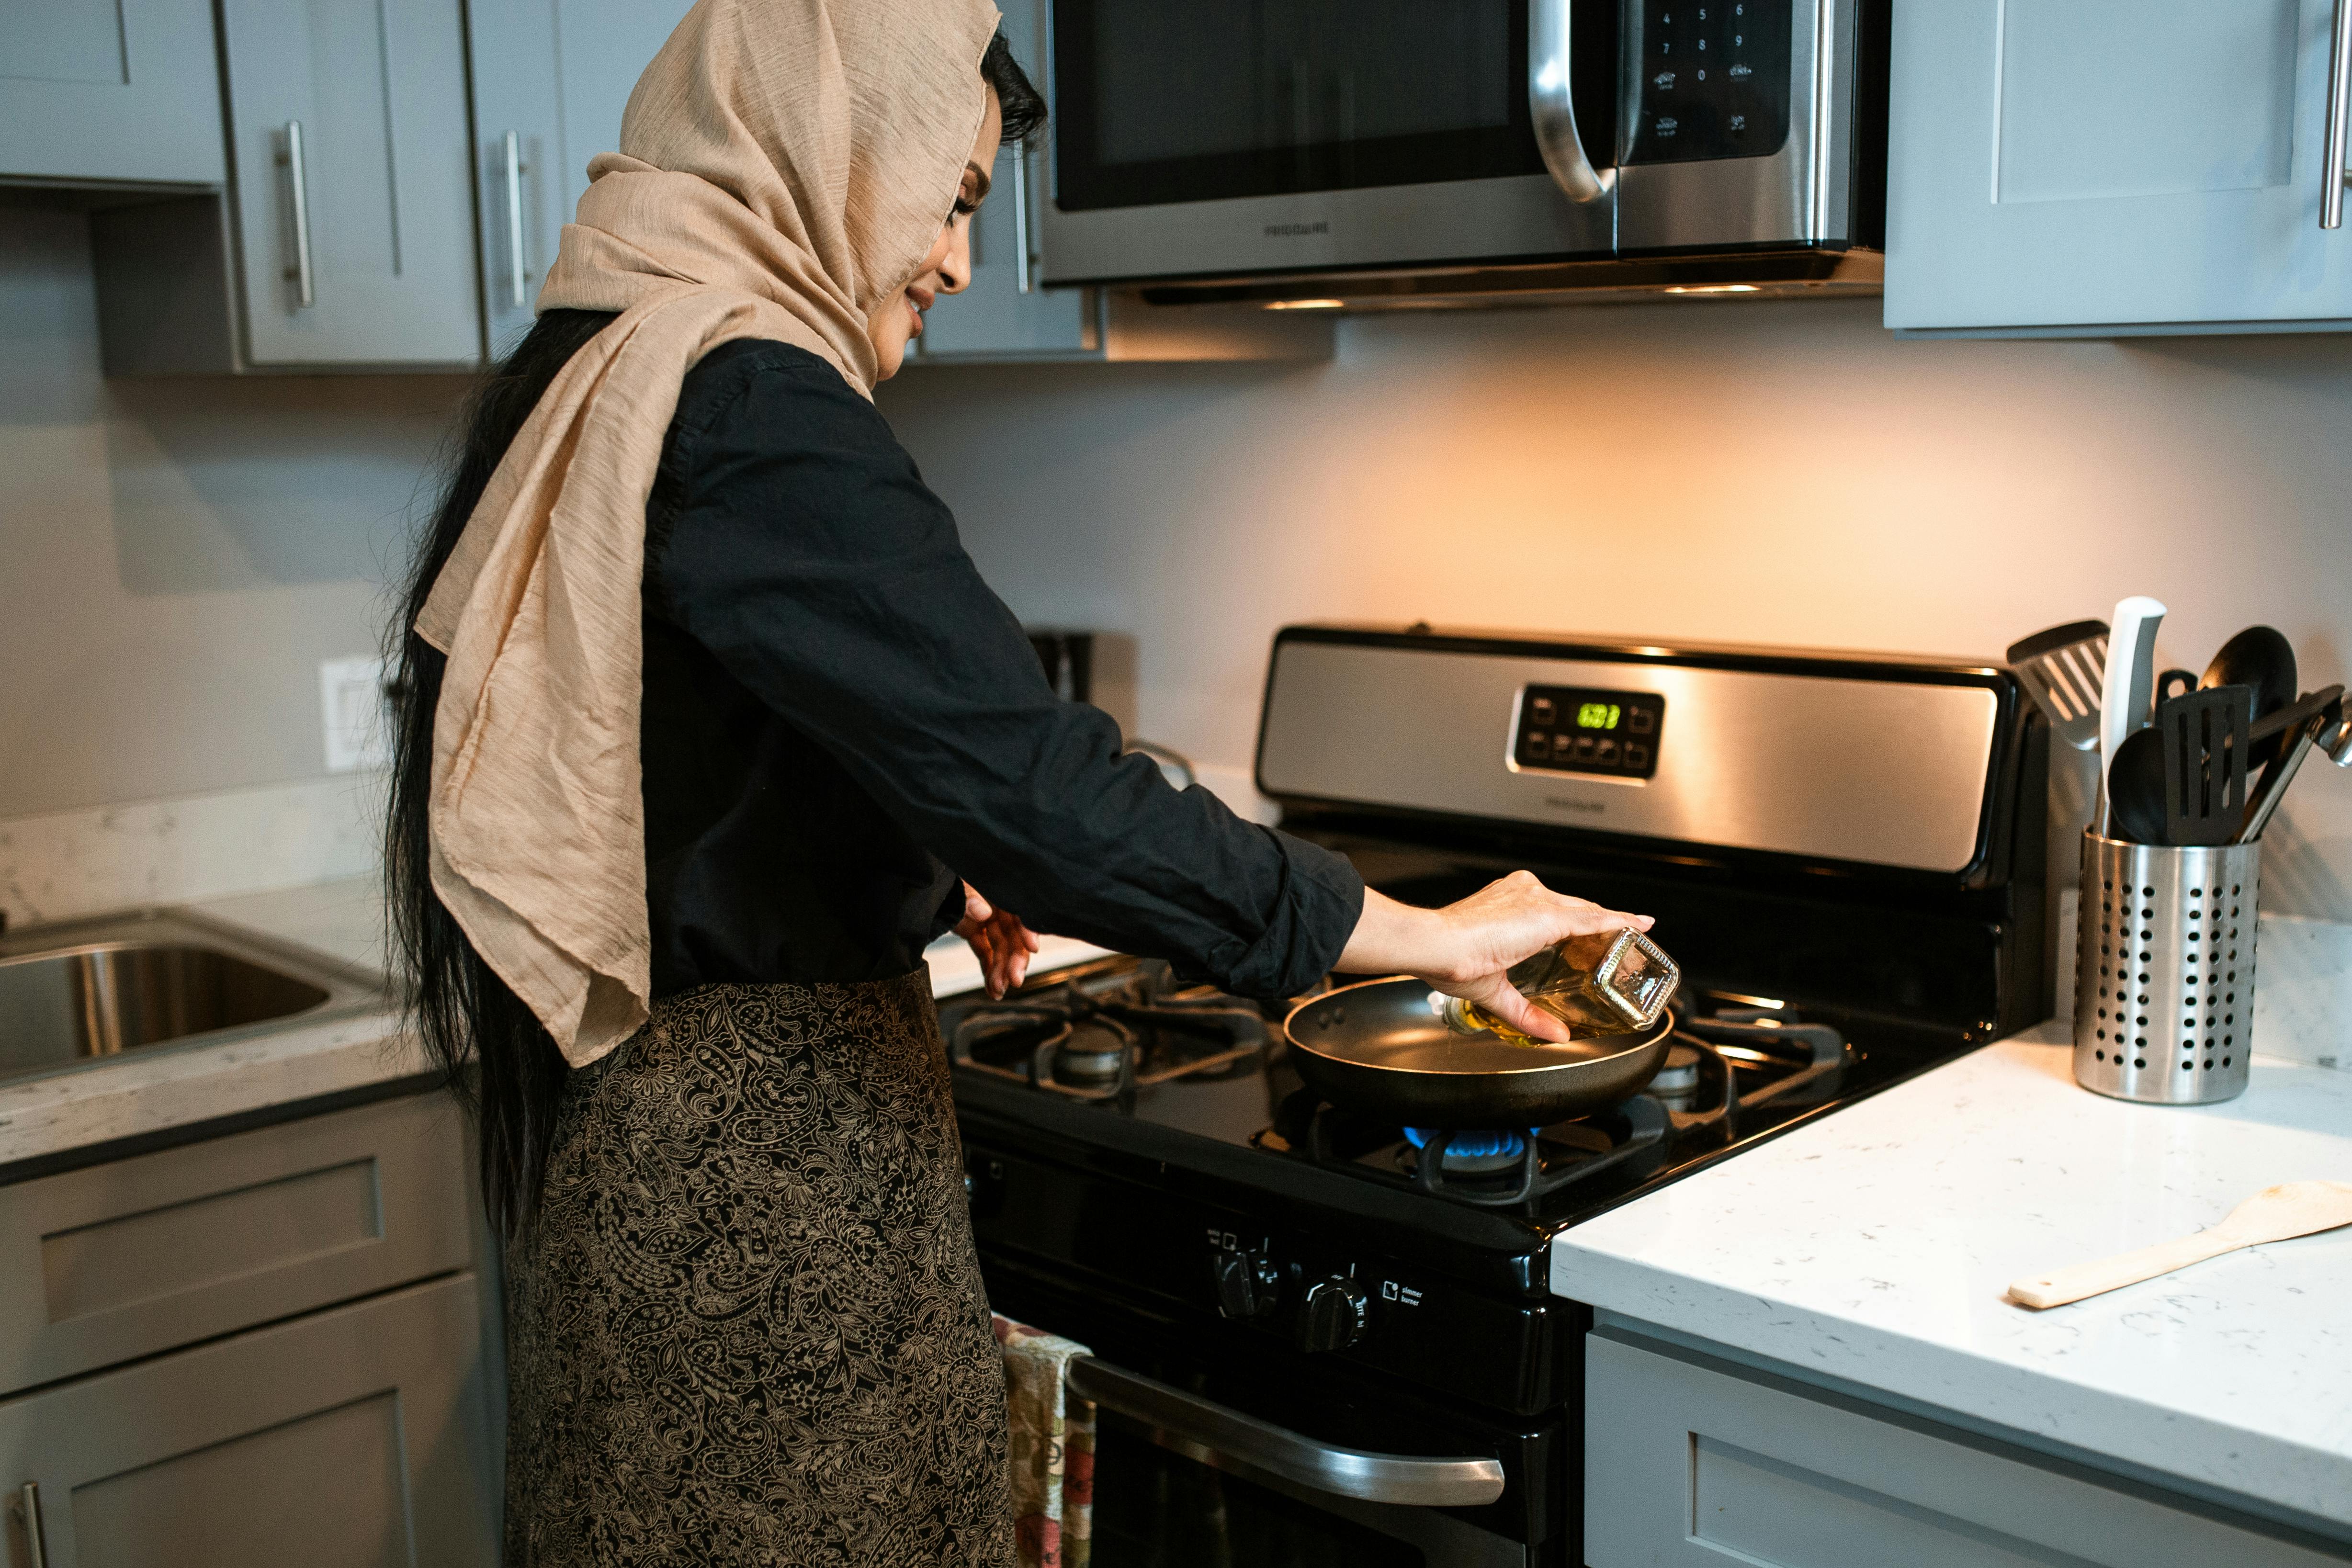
1334, 872, 1654, 1045
955, 881, 1040, 999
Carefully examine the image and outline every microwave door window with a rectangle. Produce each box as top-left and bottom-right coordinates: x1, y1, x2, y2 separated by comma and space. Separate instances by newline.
1053, 0, 1574, 212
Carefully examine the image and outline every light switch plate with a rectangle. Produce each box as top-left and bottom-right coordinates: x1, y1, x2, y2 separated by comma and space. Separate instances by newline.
319, 655, 391, 773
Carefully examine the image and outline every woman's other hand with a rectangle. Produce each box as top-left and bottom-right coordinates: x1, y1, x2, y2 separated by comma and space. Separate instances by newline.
956, 881, 1040, 999
1334, 872, 1653, 1045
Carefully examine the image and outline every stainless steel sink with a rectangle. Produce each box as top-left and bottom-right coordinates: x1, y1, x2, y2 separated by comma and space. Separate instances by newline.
0, 909, 386, 1084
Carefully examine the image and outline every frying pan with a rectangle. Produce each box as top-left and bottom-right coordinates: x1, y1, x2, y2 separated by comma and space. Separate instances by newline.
1282, 978, 1675, 1129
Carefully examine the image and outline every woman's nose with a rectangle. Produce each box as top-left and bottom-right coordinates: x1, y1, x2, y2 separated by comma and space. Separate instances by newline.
940, 221, 973, 294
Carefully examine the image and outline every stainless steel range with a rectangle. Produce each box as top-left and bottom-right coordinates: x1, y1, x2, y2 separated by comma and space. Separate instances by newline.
944, 624, 2048, 1567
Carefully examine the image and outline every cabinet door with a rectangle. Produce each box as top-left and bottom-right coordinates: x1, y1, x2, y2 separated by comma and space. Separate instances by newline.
1583, 1327, 2346, 1567
217, 0, 480, 365
908, 0, 1097, 361
0, 1274, 496, 1568
548, 0, 699, 227
466, 0, 565, 357
1887, 0, 2352, 334
0, 1094, 470, 1396
464, 0, 695, 358
0, 0, 224, 185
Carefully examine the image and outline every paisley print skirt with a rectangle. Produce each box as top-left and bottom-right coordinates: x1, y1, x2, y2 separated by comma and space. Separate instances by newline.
502, 973, 1014, 1567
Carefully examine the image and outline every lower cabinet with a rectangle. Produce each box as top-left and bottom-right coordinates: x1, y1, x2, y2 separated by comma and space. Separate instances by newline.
1584, 1325, 2347, 1568
1, 1273, 496, 1568
0, 1093, 499, 1568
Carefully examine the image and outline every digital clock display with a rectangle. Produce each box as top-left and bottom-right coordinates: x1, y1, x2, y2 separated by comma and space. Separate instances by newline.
1513, 685, 1664, 779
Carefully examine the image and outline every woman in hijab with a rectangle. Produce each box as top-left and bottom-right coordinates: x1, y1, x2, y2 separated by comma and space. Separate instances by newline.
387, 1, 1652, 1562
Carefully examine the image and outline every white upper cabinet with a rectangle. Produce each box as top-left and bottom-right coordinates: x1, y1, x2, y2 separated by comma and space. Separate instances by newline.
1887, 0, 2352, 335
907, 0, 1096, 361
466, 0, 697, 357
0, 0, 225, 186
216, 0, 480, 365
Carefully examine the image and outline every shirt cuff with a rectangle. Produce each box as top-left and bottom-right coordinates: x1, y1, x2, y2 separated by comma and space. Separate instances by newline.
1197, 829, 1365, 1000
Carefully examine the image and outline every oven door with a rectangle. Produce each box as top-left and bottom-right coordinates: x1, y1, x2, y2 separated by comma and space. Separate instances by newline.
1038, 0, 1618, 286
983, 1268, 1562, 1568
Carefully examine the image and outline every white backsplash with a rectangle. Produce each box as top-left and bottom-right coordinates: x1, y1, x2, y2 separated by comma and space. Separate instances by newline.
0, 773, 384, 931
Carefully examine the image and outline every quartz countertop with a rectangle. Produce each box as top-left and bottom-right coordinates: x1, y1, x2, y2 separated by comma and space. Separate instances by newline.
1551, 1022, 2352, 1533
0, 876, 423, 1173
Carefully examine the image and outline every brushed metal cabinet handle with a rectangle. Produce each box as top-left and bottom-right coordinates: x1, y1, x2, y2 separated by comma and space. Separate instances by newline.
2326, 0, 2352, 229
1064, 1355, 1506, 1508
503, 130, 530, 308
277, 119, 316, 307
1528, 0, 1616, 204
9, 1482, 47, 1568
1011, 139, 1035, 294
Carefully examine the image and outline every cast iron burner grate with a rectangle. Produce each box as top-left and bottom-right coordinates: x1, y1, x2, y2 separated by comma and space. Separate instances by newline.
947, 959, 1268, 1101
1251, 1000, 1852, 1209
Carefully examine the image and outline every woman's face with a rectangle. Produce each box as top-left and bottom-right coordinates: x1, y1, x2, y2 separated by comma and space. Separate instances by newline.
869, 86, 1004, 379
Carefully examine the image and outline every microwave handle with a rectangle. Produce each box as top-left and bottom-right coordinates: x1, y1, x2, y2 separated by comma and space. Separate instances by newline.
1064, 1355, 1506, 1509
1529, 0, 1616, 203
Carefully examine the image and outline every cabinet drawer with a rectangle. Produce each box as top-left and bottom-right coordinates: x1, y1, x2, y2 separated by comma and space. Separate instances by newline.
0, 1094, 470, 1396
1584, 1327, 2345, 1568
0, 1272, 495, 1568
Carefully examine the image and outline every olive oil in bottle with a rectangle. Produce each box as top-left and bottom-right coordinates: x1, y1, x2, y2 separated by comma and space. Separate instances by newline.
1437, 927, 1679, 1046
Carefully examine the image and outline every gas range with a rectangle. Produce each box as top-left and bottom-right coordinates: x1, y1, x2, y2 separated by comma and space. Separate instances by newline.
945, 953, 1921, 1235
948, 626, 2050, 1567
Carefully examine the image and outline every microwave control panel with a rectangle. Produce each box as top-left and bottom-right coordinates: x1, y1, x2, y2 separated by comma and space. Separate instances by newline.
1626, 0, 1793, 165
1512, 686, 1665, 779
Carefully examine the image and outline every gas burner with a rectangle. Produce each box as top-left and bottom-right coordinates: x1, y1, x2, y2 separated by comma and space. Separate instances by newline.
1403, 1125, 1527, 1175
947, 960, 1268, 1101
1675, 1002, 1850, 1115
1242, 999, 1853, 1210
1258, 1091, 1674, 1208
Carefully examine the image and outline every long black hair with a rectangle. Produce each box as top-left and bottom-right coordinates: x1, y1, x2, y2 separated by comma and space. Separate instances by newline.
388, 36, 1043, 1237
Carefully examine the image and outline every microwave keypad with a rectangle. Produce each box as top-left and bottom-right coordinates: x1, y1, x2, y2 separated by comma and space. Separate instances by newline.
1626, 0, 1793, 165
1514, 687, 1665, 780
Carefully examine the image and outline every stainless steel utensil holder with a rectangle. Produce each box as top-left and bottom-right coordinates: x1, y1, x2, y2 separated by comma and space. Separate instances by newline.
2074, 830, 2258, 1105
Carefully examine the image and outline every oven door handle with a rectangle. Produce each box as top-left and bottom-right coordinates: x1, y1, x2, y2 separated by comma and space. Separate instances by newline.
1064, 1356, 1507, 1509
1528, 0, 1616, 204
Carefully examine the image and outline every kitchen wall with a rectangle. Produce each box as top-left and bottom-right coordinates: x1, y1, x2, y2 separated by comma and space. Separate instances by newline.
6, 199, 2352, 927
0, 206, 466, 922
881, 297, 2352, 920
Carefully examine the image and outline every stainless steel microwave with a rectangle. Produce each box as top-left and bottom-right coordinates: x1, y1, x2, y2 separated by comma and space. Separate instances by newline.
1036, 0, 1888, 307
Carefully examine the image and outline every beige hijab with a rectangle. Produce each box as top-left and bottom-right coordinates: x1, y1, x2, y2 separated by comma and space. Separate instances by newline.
414, 0, 1000, 1066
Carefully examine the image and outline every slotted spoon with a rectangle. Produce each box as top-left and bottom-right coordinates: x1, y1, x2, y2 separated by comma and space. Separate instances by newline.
2006, 1181, 2352, 1309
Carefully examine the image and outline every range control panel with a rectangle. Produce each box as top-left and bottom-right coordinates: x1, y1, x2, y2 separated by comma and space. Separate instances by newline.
1513, 685, 1664, 779
1626, 0, 1793, 165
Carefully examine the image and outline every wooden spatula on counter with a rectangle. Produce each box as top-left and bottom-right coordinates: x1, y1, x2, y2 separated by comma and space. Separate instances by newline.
2005, 1182, 2352, 1310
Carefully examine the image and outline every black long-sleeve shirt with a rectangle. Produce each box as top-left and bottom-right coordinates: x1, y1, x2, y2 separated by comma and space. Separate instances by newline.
634, 336, 1362, 1001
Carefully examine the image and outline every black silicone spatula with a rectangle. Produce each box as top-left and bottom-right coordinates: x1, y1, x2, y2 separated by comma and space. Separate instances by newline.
2161, 685, 2250, 846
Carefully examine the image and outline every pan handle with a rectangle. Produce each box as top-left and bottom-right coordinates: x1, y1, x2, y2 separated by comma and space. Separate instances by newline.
1064, 1356, 1505, 1508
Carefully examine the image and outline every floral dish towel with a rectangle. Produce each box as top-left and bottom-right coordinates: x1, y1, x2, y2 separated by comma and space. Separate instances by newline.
991, 1313, 1096, 1568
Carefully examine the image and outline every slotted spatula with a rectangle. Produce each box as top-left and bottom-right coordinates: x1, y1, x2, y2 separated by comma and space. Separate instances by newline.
2005, 620, 2108, 753
2159, 685, 2250, 846
2006, 1181, 2352, 1309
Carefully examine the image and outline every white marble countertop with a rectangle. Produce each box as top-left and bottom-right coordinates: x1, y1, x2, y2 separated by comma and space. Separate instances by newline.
1551, 1024, 2352, 1530
0, 877, 426, 1171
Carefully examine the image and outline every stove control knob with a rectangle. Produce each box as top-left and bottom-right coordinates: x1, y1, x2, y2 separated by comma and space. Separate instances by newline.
1296, 1275, 1368, 1353
1212, 1249, 1280, 1320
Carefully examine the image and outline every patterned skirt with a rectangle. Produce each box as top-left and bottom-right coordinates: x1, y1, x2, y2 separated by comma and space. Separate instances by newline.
502, 973, 1015, 1566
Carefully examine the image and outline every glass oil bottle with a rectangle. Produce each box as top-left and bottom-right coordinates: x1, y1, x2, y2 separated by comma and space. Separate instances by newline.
1437, 927, 1680, 1045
